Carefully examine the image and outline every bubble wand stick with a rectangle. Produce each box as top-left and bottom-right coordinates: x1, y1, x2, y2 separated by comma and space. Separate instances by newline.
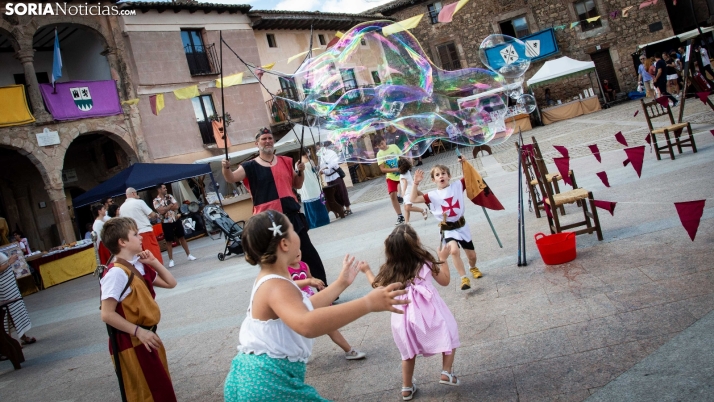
456, 147, 502, 248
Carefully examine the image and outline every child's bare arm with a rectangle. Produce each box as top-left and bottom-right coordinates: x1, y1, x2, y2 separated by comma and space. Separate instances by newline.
358, 261, 376, 284
308, 255, 359, 308
432, 246, 451, 286
101, 298, 163, 352
294, 278, 325, 291
139, 250, 176, 289
410, 169, 427, 204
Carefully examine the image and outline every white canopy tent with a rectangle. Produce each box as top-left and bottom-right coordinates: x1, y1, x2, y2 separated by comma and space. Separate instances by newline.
636, 26, 714, 51
526, 56, 605, 103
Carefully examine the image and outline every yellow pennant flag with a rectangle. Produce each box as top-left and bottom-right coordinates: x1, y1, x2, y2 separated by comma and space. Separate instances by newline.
382, 14, 424, 36
454, 0, 470, 14
216, 72, 243, 88
586, 16, 601, 23
287, 48, 321, 64
173, 85, 200, 100
570, 21, 580, 29
121, 98, 139, 106
335, 31, 344, 38
261, 62, 275, 70
622, 6, 634, 17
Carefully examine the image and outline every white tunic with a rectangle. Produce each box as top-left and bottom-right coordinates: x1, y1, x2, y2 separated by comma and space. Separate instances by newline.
424, 179, 472, 243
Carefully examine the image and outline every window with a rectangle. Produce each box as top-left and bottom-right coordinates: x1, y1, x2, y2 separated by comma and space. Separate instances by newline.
191, 95, 217, 145
427, 2, 442, 24
574, 0, 602, 31
340, 69, 357, 90
436, 42, 461, 71
318, 34, 326, 46
371, 71, 381, 84
279, 77, 299, 101
267, 33, 277, 48
499, 16, 529, 38
181, 29, 218, 75
360, 38, 367, 46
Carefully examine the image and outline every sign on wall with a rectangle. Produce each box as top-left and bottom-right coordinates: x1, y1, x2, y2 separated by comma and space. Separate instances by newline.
36, 127, 60, 146
483, 28, 559, 70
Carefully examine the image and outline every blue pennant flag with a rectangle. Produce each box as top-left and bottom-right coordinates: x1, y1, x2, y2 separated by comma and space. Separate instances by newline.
51, 29, 62, 88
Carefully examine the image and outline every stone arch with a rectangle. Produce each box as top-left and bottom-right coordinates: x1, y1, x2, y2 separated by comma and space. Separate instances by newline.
61, 126, 140, 169
0, 138, 53, 188
0, 26, 20, 52
31, 18, 111, 50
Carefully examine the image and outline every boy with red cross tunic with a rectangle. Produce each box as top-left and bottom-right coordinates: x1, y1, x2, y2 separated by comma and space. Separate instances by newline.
411, 163, 482, 290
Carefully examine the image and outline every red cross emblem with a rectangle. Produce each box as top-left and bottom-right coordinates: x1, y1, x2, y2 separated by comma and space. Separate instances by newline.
441, 197, 460, 217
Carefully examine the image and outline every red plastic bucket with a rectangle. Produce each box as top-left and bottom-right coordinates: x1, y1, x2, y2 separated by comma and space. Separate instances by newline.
534, 232, 576, 265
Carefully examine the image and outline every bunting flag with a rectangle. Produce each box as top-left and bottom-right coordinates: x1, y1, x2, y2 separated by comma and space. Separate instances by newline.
438, 0, 470, 23
596, 171, 610, 187
553, 145, 569, 158
609, 10, 619, 19
633, 110, 639, 117
594, 200, 617, 216
655, 96, 670, 108
216, 72, 243, 88
287, 48, 321, 64
553, 157, 573, 186
255, 69, 265, 81
622, 6, 634, 17
639, 0, 656, 9
383, 14, 424, 36
326, 36, 340, 48
586, 16, 601, 23
588, 144, 602, 162
173, 85, 199, 100
261, 63, 275, 70
462, 160, 505, 210
335, 31, 344, 38
645, 133, 652, 145
615, 131, 628, 146
121, 98, 139, 106
623, 146, 646, 177
149, 94, 164, 116
674, 200, 706, 241
711, 129, 714, 137
570, 22, 580, 29
554, 25, 567, 30
697, 91, 710, 103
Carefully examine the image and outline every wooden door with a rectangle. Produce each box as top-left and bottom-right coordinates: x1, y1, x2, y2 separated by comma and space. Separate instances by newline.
590, 50, 620, 93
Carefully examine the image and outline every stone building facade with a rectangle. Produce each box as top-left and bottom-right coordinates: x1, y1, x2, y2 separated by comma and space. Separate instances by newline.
368, 0, 697, 106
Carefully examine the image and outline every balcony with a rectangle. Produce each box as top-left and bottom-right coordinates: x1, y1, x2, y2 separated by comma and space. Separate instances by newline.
184, 43, 220, 76
266, 97, 304, 125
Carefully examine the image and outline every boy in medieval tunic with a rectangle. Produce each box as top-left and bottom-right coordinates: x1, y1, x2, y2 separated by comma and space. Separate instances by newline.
410, 163, 482, 291
100, 217, 178, 402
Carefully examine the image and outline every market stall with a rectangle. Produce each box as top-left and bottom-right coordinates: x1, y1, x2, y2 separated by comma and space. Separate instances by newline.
25, 242, 96, 289
540, 96, 601, 125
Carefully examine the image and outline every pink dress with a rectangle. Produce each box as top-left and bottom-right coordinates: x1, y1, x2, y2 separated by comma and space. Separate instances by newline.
288, 261, 316, 297
391, 264, 460, 360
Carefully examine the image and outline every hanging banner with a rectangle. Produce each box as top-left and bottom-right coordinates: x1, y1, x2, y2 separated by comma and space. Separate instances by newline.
0, 85, 35, 127
39, 80, 122, 121
482, 28, 558, 69
173, 85, 200, 100
382, 14, 424, 36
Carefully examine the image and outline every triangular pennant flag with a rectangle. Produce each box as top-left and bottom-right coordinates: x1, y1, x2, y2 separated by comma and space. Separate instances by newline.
623, 146, 646, 177
454, 0, 470, 13
596, 171, 610, 187
553, 145, 569, 158
554, 25, 567, 30
261, 63, 275, 70
438, 2, 459, 23
639, 0, 655, 9
710, 129, 714, 137
588, 144, 602, 162
462, 160, 505, 210
173, 85, 199, 100
609, 10, 619, 19
121, 98, 139, 106
594, 200, 617, 216
697, 91, 709, 103
543, 196, 552, 218
674, 200, 706, 241
645, 133, 652, 144
570, 21, 580, 29
622, 6, 634, 17
383, 14, 424, 36
655, 96, 670, 108
149, 94, 164, 115
287, 48, 321, 64
615, 131, 628, 146
326, 36, 340, 49
216, 72, 243, 88
553, 157, 573, 186
633, 110, 639, 117
586, 16, 601, 23
335, 31, 344, 38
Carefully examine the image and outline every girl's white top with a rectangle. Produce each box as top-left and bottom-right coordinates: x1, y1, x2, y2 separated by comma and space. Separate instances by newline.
400, 171, 414, 204
237, 274, 314, 363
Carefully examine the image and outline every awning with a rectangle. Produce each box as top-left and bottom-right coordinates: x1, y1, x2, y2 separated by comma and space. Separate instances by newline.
526, 56, 596, 88
637, 26, 714, 50
0, 85, 35, 127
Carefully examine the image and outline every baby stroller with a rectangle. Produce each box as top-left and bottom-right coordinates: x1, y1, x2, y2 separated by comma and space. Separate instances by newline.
203, 205, 244, 261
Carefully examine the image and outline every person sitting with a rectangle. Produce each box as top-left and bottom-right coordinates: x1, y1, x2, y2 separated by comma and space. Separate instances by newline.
84, 223, 93, 240
544, 88, 556, 106
602, 80, 616, 102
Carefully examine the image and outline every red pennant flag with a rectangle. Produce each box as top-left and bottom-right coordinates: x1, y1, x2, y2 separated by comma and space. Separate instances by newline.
438, 1, 459, 23
596, 171, 610, 187
588, 144, 602, 162
553, 157, 572, 186
711, 129, 714, 137
655, 96, 670, 108
543, 196, 552, 218
623, 146, 646, 177
674, 200, 706, 241
594, 200, 617, 216
645, 133, 651, 144
326, 36, 340, 49
698, 92, 710, 104
553, 145, 569, 158
614, 131, 628, 146
633, 110, 639, 117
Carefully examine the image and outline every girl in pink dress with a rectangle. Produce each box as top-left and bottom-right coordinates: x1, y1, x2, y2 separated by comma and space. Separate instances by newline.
360, 224, 460, 400
288, 252, 367, 361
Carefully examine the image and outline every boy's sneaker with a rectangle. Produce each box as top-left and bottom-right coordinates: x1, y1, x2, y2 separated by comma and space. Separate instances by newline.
187, 254, 197, 261
397, 196, 404, 204
168, 259, 175, 268
470, 267, 483, 279
396, 215, 405, 225
460, 277, 471, 290
345, 348, 366, 360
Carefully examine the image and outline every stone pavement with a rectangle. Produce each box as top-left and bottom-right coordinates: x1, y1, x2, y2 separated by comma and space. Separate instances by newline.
1, 99, 713, 401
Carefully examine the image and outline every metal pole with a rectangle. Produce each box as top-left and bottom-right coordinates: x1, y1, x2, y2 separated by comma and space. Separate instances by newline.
220, 31, 228, 161
481, 207, 503, 248
516, 136, 523, 266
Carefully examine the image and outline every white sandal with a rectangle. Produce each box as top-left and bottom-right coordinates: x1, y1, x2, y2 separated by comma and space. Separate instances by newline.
421, 209, 428, 220
439, 370, 460, 386
401, 382, 417, 400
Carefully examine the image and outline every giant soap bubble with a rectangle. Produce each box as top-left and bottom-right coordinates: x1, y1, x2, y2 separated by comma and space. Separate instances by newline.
273, 22, 532, 163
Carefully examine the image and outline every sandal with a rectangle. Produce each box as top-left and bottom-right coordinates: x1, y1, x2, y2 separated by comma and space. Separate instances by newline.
401, 382, 417, 401
439, 370, 460, 386
21, 336, 36, 345
421, 209, 428, 220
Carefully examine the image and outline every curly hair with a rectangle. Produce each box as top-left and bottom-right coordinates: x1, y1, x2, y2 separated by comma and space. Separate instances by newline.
242, 210, 291, 266
372, 224, 441, 289
397, 158, 412, 175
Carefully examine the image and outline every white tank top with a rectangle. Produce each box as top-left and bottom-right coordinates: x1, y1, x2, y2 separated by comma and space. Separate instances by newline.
237, 274, 314, 363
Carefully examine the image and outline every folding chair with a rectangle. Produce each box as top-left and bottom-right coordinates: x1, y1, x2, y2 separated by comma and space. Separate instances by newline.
431, 139, 446, 154
640, 98, 697, 160
533, 153, 603, 240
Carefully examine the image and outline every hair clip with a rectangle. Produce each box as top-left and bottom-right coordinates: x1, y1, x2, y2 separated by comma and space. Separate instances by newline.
267, 211, 283, 237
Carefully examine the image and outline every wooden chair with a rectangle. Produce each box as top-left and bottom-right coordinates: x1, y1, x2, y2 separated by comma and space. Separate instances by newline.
533, 153, 603, 240
640, 98, 697, 160
431, 139, 446, 154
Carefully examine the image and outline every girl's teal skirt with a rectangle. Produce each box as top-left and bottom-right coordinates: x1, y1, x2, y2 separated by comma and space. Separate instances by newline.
224, 353, 329, 402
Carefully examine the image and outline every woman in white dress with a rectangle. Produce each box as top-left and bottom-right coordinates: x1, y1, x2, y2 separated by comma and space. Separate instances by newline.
297, 151, 330, 229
